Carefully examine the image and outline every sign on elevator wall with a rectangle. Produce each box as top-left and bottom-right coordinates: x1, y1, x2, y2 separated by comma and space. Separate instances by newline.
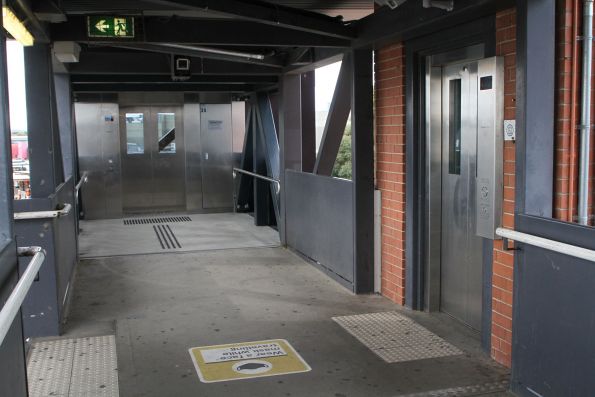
87, 16, 135, 38
189, 339, 311, 383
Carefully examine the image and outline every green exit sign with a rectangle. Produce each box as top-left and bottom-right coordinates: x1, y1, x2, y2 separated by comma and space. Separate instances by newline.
87, 16, 135, 38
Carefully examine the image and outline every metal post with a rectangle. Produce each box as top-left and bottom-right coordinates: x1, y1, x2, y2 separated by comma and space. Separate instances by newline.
0, 20, 13, 240
579, 0, 594, 225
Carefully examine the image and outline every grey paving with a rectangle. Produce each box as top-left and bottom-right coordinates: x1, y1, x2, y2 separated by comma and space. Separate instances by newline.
63, 247, 511, 397
78, 213, 280, 258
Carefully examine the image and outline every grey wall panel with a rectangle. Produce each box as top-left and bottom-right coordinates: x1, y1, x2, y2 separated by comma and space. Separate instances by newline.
184, 103, 203, 211
285, 170, 354, 289
53, 178, 78, 310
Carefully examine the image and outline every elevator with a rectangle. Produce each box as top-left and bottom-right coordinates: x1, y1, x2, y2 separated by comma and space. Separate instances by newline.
75, 95, 243, 219
425, 47, 503, 331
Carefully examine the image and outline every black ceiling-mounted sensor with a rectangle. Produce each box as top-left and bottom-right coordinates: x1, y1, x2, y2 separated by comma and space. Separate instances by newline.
171, 55, 191, 81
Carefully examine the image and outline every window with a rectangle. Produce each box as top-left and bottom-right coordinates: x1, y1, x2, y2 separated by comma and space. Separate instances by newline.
157, 113, 176, 153
125, 113, 144, 154
448, 79, 462, 175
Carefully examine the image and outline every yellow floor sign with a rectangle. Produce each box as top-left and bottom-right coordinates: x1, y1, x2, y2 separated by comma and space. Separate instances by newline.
189, 339, 311, 383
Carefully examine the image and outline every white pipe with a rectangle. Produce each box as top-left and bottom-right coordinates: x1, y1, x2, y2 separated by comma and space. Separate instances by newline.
496, 228, 595, 263
0, 247, 45, 347
161, 43, 266, 60
13, 203, 72, 220
579, 0, 594, 225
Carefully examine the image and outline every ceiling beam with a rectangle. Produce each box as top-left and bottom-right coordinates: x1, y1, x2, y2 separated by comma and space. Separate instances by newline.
70, 74, 278, 84
142, 0, 355, 39
108, 43, 285, 68
353, 0, 516, 47
71, 82, 262, 93
50, 16, 352, 47
69, 51, 282, 75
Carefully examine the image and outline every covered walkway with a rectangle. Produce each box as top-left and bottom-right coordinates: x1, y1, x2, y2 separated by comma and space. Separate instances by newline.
48, 246, 509, 397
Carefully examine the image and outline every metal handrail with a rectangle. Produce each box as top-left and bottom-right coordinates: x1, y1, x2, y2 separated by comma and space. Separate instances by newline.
74, 172, 89, 197
496, 227, 595, 263
13, 203, 72, 221
233, 168, 280, 193
0, 246, 46, 346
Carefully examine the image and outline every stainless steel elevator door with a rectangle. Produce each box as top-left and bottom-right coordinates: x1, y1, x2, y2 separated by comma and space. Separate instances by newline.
440, 62, 483, 330
120, 106, 186, 213
200, 104, 233, 209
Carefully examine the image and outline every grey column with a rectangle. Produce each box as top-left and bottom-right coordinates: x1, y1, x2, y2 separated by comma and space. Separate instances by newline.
25, 44, 64, 198
54, 74, 75, 179
279, 74, 305, 245
351, 48, 375, 294
0, 30, 13, 239
301, 71, 316, 173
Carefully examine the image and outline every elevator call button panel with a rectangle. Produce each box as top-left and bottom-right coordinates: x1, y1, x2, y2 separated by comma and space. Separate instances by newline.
476, 57, 504, 240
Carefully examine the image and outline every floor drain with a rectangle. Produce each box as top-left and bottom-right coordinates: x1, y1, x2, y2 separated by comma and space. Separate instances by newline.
124, 216, 191, 225
153, 224, 182, 249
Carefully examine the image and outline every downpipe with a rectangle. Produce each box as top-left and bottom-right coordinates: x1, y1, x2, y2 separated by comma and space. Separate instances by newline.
579, 0, 594, 225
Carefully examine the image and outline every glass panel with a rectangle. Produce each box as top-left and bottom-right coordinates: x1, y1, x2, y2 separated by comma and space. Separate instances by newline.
448, 79, 462, 175
126, 113, 145, 154
157, 113, 176, 153
7, 40, 30, 200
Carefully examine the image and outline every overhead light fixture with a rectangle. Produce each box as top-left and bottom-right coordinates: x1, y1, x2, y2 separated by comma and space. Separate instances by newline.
2, 6, 34, 46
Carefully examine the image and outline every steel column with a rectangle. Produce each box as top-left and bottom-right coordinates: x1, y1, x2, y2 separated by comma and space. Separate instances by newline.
25, 44, 64, 198
252, 102, 273, 226
235, 106, 255, 212
351, 48, 375, 294
0, 28, 13, 240
301, 71, 317, 172
314, 53, 352, 176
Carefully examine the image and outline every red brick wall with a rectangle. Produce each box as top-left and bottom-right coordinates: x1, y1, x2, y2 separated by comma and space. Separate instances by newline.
491, 8, 517, 368
375, 43, 407, 305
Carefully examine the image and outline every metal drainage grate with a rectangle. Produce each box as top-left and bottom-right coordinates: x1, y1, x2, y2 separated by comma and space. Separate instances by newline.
333, 312, 463, 363
123, 216, 191, 225
153, 224, 182, 250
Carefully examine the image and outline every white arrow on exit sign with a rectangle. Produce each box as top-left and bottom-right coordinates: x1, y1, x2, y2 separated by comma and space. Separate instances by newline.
95, 20, 110, 33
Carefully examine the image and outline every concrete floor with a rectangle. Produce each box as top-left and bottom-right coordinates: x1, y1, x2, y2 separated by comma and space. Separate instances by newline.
78, 213, 280, 258
63, 246, 512, 397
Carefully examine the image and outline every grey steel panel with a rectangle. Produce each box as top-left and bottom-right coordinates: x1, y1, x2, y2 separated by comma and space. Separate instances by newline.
440, 61, 483, 330
75, 103, 123, 220
0, 241, 28, 397
476, 57, 504, 239
118, 92, 184, 106
201, 104, 234, 209
184, 104, 203, 211
151, 106, 186, 211
54, 74, 75, 179
285, 170, 354, 288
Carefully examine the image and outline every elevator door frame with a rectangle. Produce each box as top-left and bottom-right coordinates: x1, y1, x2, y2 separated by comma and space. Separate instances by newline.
120, 106, 186, 214
424, 45, 487, 328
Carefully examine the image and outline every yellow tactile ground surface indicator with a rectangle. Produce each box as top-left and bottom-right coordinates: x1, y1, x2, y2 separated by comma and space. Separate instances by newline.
188, 339, 311, 383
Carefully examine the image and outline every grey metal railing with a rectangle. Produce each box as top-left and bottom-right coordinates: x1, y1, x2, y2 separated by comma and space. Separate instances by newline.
496, 227, 595, 263
233, 168, 280, 193
13, 203, 72, 220
0, 246, 45, 346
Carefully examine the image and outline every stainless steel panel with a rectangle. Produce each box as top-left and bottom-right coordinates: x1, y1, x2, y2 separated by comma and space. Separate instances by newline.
476, 57, 504, 239
232, 101, 247, 170
75, 103, 122, 220
201, 104, 234, 209
184, 103, 203, 211
424, 62, 443, 312
152, 106, 186, 211
120, 107, 153, 212
440, 62, 483, 330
